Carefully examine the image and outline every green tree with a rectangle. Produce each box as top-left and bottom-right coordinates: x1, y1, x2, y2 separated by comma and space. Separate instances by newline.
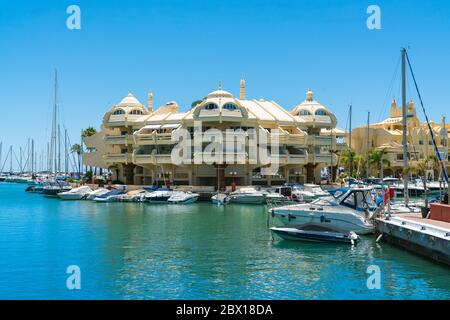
82, 127, 97, 137
71, 143, 82, 174
368, 148, 390, 178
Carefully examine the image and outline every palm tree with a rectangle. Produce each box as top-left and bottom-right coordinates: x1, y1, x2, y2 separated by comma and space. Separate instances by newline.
339, 150, 356, 175
71, 143, 82, 175
82, 127, 97, 137
368, 148, 390, 178
353, 153, 366, 179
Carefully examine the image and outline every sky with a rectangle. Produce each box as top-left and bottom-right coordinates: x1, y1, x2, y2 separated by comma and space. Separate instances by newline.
1, 0, 450, 170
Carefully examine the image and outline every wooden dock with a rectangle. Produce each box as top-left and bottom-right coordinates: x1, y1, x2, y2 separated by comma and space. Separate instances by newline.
375, 213, 450, 266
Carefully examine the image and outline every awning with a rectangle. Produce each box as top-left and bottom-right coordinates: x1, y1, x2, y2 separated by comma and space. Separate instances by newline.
161, 123, 180, 129
143, 124, 161, 130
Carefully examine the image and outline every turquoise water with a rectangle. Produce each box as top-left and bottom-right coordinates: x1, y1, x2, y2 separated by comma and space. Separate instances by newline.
0, 183, 449, 300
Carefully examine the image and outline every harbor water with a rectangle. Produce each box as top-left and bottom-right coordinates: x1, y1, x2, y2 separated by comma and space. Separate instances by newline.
0, 183, 449, 299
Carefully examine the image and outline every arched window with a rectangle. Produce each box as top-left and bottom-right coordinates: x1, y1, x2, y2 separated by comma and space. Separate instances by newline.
298, 110, 311, 116
112, 109, 125, 115
129, 109, 144, 115
223, 103, 237, 111
315, 109, 328, 116
204, 103, 218, 110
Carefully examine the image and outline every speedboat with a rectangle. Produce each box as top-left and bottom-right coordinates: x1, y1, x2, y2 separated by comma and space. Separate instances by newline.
144, 188, 173, 203
117, 189, 147, 202
269, 187, 377, 235
86, 188, 110, 200
93, 189, 125, 202
58, 186, 93, 200
270, 223, 360, 244
303, 184, 329, 198
211, 193, 228, 205
42, 181, 72, 197
227, 187, 266, 204
168, 191, 200, 204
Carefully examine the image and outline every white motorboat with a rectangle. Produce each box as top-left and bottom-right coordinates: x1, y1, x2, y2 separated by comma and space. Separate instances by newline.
303, 184, 329, 198
144, 188, 173, 203
269, 187, 377, 235
227, 187, 266, 204
58, 186, 93, 200
168, 191, 200, 204
211, 193, 228, 205
270, 223, 360, 244
93, 189, 125, 202
86, 188, 110, 200
117, 189, 147, 202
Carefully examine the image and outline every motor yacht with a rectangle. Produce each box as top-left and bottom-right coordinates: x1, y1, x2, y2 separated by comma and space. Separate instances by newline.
144, 188, 173, 203
58, 186, 93, 200
270, 223, 360, 244
269, 187, 377, 235
42, 181, 72, 197
211, 193, 228, 205
93, 189, 125, 202
86, 188, 110, 200
226, 187, 266, 204
117, 189, 147, 202
167, 191, 200, 204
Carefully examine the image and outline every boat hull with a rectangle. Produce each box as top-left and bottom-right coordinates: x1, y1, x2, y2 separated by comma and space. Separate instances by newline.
271, 209, 374, 235
270, 227, 357, 244
168, 196, 199, 204
227, 194, 265, 204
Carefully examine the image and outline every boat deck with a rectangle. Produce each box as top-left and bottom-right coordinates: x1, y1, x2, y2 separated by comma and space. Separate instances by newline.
396, 213, 450, 230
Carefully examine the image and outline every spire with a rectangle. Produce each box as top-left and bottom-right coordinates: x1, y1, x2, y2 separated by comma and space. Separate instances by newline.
218, 81, 222, 90
306, 89, 314, 102
147, 91, 153, 112
239, 79, 246, 100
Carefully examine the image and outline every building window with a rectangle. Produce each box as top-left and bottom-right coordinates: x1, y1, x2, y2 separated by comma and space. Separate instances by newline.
222, 103, 237, 110
315, 110, 328, 116
129, 109, 144, 115
112, 109, 125, 115
204, 103, 218, 110
298, 110, 311, 116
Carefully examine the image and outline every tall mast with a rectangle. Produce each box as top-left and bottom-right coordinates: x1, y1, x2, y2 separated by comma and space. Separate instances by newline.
10, 146, 13, 173
401, 48, 409, 205
31, 139, 34, 174
366, 111, 370, 179
349, 105, 353, 178
65, 129, 68, 174
0, 142, 2, 173
58, 125, 61, 173
49, 69, 58, 175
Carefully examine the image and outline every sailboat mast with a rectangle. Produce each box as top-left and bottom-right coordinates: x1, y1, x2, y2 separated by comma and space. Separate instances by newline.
366, 111, 370, 179
401, 48, 409, 206
10, 146, 13, 173
348, 105, 353, 178
65, 129, 68, 174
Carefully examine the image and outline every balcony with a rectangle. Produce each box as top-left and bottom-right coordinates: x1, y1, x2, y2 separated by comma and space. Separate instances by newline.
134, 133, 175, 145
104, 134, 133, 145
307, 135, 335, 146
134, 154, 173, 165
308, 153, 337, 165
104, 153, 132, 164
287, 154, 307, 164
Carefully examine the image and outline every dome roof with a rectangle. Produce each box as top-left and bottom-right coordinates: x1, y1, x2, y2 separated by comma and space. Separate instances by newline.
117, 93, 143, 107
207, 89, 234, 99
292, 89, 332, 116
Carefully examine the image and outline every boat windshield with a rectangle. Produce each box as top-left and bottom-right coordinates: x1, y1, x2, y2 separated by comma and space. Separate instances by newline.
340, 190, 377, 210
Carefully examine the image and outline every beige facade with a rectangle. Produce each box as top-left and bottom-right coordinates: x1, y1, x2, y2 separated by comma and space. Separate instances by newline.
83, 82, 346, 186
351, 99, 450, 178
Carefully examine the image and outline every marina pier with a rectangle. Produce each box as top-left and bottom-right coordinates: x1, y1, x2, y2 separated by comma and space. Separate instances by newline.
375, 204, 450, 266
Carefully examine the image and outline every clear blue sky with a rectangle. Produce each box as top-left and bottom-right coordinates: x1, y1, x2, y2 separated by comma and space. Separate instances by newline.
1, 0, 450, 169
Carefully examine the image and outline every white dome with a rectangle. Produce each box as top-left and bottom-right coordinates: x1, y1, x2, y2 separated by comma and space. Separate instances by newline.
117, 93, 143, 107
207, 89, 233, 99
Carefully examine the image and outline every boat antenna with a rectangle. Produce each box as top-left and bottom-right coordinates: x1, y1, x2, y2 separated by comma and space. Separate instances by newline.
349, 104, 353, 178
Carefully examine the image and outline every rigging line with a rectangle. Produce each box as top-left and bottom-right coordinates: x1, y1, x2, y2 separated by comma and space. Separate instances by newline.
379, 56, 401, 122
0, 148, 11, 173
406, 51, 449, 183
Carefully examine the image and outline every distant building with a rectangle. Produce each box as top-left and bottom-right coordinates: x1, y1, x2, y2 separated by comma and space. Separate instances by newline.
351, 99, 450, 179
83, 82, 346, 186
